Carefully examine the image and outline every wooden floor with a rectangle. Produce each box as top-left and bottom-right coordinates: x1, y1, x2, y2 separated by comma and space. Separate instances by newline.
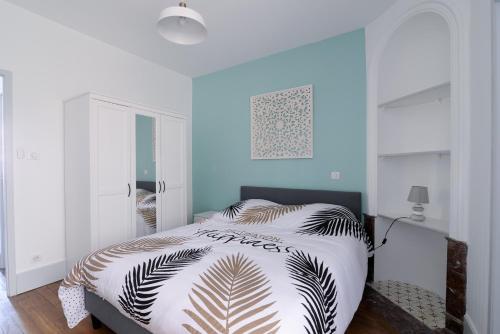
0, 270, 112, 334
0, 269, 436, 334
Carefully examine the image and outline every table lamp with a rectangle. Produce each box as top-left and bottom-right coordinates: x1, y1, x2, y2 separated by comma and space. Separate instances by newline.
407, 186, 429, 222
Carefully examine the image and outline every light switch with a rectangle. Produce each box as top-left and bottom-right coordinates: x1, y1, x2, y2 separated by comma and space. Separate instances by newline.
330, 171, 341, 180
17, 149, 25, 160
144, 169, 148, 175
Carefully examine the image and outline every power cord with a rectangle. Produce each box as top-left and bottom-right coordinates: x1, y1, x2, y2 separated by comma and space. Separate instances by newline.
373, 216, 409, 250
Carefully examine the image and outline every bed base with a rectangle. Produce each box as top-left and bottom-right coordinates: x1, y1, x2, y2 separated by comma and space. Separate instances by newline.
85, 289, 150, 333
364, 214, 376, 283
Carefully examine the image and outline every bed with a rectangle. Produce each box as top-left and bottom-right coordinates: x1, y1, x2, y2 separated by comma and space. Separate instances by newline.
59, 186, 372, 334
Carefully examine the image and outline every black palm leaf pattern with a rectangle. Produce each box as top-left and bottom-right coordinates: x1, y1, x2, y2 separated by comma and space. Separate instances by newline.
118, 247, 211, 325
286, 251, 338, 334
222, 200, 246, 219
298, 208, 373, 251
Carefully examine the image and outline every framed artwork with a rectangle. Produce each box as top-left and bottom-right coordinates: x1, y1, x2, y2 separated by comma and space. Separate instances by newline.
251, 85, 313, 160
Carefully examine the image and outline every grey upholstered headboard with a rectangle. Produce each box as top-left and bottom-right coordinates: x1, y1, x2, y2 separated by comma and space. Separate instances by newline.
240, 186, 362, 220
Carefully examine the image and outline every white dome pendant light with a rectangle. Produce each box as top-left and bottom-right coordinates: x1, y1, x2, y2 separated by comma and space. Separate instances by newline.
157, 0, 207, 45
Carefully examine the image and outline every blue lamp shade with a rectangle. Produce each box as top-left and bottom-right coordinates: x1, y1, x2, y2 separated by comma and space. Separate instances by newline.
407, 186, 429, 204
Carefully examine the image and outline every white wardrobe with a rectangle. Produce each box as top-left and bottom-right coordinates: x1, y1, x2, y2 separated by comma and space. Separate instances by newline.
64, 93, 187, 271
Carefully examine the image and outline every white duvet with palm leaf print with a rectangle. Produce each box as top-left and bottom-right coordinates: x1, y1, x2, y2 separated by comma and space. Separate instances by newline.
59, 199, 371, 334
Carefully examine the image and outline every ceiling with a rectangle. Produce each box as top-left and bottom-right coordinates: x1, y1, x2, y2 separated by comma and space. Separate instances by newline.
5, 0, 396, 77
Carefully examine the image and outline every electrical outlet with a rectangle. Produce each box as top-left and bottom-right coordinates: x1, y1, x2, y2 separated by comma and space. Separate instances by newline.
330, 171, 341, 180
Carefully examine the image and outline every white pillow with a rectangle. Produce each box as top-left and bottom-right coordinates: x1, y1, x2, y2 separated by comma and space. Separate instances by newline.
213, 199, 278, 222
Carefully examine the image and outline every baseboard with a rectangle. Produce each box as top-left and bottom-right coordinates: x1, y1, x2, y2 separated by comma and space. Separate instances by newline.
464, 314, 479, 334
16, 260, 65, 294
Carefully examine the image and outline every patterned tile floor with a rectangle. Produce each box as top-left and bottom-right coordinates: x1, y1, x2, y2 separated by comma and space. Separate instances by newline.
370, 280, 445, 330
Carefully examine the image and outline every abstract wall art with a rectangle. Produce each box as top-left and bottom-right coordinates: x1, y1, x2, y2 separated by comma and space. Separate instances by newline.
250, 85, 313, 160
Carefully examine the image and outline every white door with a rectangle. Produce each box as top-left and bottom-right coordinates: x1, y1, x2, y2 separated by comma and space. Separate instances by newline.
94, 101, 132, 248
159, 115, 187, 231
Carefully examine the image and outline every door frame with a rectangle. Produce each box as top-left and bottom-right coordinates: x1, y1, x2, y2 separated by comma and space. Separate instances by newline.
0, 70, 16, 296
490, 4, 500, 333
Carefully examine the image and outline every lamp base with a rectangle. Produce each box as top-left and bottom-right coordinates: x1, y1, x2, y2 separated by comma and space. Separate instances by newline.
411, 214, 426, 222
411, 203, 426, 222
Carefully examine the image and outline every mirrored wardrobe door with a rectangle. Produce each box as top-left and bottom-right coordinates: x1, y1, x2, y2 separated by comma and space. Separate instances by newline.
134, 113, 160, 237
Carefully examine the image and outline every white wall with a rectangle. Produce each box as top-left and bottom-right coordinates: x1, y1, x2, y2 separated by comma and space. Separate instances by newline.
466, 0, 493, 333
490, 4, 500, 334
0, 0, 192, 291
375, 218, 448, 297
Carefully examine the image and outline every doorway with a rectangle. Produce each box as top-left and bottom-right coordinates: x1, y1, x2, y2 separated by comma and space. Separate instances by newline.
0, 70, 13, 296
0, 76, 4, 277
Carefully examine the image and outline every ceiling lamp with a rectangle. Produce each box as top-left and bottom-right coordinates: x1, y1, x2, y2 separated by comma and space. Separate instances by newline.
157, 0, 207, 45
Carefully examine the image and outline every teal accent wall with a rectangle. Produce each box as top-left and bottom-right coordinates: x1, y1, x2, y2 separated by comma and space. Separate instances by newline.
136, 115, 156, 182
193, 29, 367, 213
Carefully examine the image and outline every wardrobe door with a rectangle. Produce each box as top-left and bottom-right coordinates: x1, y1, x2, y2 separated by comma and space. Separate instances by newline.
93, 101, 132, 248
159, 115, 187, 231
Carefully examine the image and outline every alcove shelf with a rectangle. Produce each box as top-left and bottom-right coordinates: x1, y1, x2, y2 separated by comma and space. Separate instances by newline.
378, 212, 449, 235
378, 149, 450, 158
378, 82, 450, 110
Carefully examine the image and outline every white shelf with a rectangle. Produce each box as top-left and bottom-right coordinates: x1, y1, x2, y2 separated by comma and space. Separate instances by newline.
378, 82, 450, 110
378, 212, 448, 235
378, 149, 450, 158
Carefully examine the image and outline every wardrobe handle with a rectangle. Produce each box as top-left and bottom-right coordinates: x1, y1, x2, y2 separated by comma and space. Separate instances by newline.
163, 181, 166, 193
158, 181, 162, 193
128, 183, 131, 197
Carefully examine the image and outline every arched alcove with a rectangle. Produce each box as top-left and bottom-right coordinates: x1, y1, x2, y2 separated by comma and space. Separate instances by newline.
366, 1, 469, 244
366, 1, 490, 332
379, 13, 451, 104
374, 12, 451, 301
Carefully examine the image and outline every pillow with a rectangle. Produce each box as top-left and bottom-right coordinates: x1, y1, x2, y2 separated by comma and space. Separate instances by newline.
294, 204, 360, 235
214, 199, 277, 222
227, 202, 307, 225
291, 204, 371, 251
215, 199, 371, 250
217, 200, 359, 227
